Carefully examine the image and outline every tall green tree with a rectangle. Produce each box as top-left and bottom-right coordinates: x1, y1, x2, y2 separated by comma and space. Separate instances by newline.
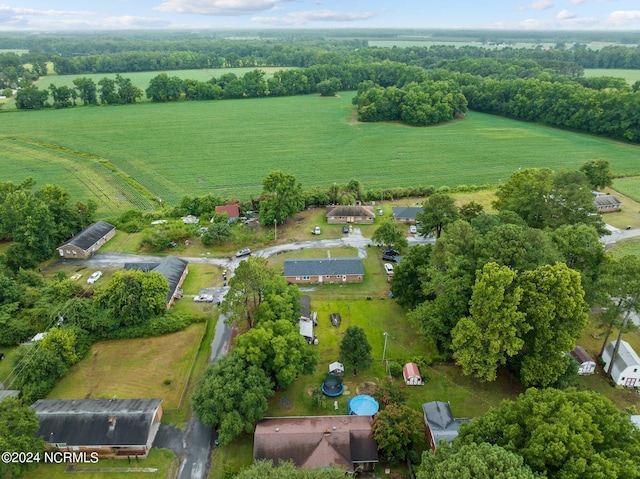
372, 219, 408, 250
372, 404, 423, 463
419, 442, 535, 479
95, 270, 168, 328
0, 397, 46, 479
416, 193, 460, 238
72, 77, 98, 105
339, 326, 373, 375
580, 159, 614, 190
516, 263, 589, 387
191, 353, 273, 446
452, 263, 527, 382
221, 256, 274, 329
234, 319, 318, 389
259, 171, 305, 226
456, 388, 640, 479
389, 244, 432, 309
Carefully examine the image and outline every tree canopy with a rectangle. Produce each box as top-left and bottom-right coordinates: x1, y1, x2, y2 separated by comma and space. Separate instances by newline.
191, 353, 273, 446
259, 171, 305, 226
0, 397, 46, 479
457, 388, 640, 479
339, 326, 373, 375
416, 193, 460, 238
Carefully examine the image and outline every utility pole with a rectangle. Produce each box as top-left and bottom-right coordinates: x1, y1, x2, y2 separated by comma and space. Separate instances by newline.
382, 332, 389, 362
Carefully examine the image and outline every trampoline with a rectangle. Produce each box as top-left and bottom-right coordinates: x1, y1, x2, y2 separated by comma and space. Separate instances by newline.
348, 395, 379, 416
321, 377, 344, 397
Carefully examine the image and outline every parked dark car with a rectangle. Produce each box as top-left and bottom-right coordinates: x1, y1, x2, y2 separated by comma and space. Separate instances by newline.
343, 225, 349, 234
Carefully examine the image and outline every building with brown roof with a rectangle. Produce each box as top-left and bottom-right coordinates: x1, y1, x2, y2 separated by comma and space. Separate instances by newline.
215, 204, 240, 222
326, 205, 375, 224
253, 416, 378, 472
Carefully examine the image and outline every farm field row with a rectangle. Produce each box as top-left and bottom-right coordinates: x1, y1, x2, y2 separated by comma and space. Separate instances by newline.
2, 92, 640, 210
0, 66, 291, 110
584, 68, 640, 84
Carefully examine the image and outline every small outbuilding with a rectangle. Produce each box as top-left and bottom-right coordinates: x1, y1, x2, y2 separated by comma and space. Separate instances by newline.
403, 362, 423, 385
329, 361, 344, 376
57, 221, 116, 259
422, 401, 471, 450
601, 340, 640, 387
571, 346, 596, 375
214, 204, 240, 223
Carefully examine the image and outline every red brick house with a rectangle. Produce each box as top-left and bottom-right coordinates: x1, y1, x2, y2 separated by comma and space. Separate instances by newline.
57, 221, 116, 259
284, 258, 364, 284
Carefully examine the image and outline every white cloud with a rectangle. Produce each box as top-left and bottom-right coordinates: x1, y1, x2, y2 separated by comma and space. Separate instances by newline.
569, 0, 585, 4
529, 0, 553, 10
104, 16, 171, 28
0, 4, 93, 27
557, 9, 576, 20
155, 0, 291, 15
253, 9, 374, 26
607, 10, 640, 26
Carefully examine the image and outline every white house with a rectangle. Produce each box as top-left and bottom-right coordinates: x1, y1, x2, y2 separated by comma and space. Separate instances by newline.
571, 346, 596, 375
601, 340, 640, 387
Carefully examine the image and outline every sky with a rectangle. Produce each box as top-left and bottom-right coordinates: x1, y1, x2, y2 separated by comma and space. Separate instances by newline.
1, 0, 640, 31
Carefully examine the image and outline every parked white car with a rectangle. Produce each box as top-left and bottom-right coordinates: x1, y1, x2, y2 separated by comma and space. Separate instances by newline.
87, 271, 103, 284
312, 226, 321, 235
409, 225, 417, 234
236, 248, 251, 257
384, 263, 394, 275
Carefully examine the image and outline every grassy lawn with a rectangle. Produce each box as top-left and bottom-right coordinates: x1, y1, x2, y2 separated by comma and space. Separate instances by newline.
209, 435, 254, 479
0, 346, 18, 385
3, 94, 640, 211
47, 323, 206, 411
584, 69, 640, 84
597, 187, 640, 229
609, 239, 640, 259
99, 231, 144, 254
613, 177, 640, 204
22, 448, 177, 479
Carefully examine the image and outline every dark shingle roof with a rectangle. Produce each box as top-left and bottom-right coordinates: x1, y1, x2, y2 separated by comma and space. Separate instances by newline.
124, 256, 188, 303
593, 195, 621, 207
59, 221, 115, 251
0, 390, 20, 401
253, 416, 378, 471
284, 258, 364, 277
326, 205, 375, 217
392, 207, 423, 220
422, 401, 470, 446
32, 399, 162, 447
300, 295, 311, 319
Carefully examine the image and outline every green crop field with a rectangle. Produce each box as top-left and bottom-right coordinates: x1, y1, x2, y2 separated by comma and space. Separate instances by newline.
584, 69, 640, 84
2, 91, 640, 213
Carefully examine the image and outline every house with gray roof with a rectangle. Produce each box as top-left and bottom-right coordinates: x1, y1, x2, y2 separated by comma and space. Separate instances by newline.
601, 340, 640, 387
326, 205, 375, 224
392, 206, 423, 224
124, 256, 188, 308
422, 401, 471, 450
284, 258, 364, 285
253, 415, 378, 472
57, 221, 116, 259
593, 194, 621, 213
31, 398, 162, 458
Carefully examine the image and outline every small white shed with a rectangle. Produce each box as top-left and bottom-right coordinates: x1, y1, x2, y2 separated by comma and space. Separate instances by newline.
571, 346, 596, 375
601, 340, 640, 387
329, 361, 344, 376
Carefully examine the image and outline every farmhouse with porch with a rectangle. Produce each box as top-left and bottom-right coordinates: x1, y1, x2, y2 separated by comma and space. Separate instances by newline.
57, 221, 116, 259
124, 256, 188, 309
284, 258, 364, 284
31, 398, 163, 458
326, 205, 375, 224
601, 340, 640, 387
253, 415, 379, 472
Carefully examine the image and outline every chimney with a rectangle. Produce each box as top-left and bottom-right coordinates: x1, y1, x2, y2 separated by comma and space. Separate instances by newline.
109, 416, 116, 430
